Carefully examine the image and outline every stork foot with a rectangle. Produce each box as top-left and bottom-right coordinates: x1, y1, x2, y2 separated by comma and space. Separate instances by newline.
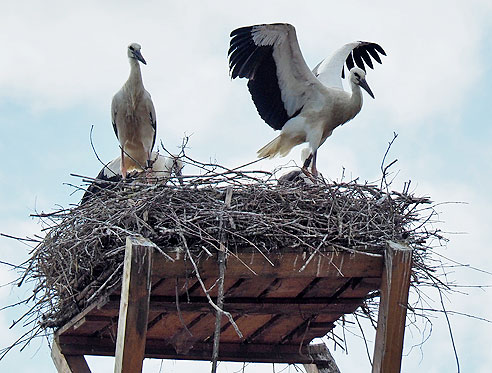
143, 156, 157, 183
300, 167, 318, 184
143, 168, 153, 183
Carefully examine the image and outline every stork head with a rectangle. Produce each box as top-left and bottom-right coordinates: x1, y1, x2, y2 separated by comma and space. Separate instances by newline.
127, 43, 146, 65
350, 67, 374, 99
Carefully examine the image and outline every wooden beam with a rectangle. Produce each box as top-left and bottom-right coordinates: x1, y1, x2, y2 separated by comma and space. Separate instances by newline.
372, 241, 412, 373
51, 338, 91, 373
114, 236, 153, 373
152, 249, 383, 279
55, 292, 113, 338
58, 335, 339, 364
102, 295, 366, 315
303, 343, 341, 373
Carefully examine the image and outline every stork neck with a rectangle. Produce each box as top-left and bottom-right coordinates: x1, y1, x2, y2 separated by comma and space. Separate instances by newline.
126, 58, 144, 93
349, 82, 363, 114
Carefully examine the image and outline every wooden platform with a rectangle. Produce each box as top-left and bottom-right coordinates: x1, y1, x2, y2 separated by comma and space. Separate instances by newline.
53, 237, 412, 372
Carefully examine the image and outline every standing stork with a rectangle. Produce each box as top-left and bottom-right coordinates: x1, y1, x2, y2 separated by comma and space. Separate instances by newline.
228, 23, 386, 177
111, 43, 156, 178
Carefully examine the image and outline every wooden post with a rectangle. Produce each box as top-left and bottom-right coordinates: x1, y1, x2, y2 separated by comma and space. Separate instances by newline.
372, 241, 412, 373
51, 338, 91, 373
303, 344, 341, 373
114, 236, 153, 373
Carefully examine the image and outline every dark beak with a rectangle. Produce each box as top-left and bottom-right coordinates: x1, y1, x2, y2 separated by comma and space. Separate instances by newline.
359, 78, 375, 99
134, 50, 147, 65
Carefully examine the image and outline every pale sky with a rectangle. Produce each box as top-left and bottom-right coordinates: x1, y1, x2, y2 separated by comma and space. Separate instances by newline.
1, 1, 491, 372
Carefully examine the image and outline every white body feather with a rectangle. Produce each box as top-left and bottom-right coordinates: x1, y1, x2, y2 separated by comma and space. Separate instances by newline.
111, 44, 156, 175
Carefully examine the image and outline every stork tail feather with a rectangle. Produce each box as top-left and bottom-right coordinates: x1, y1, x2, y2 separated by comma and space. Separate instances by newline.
257, 135, 297, 159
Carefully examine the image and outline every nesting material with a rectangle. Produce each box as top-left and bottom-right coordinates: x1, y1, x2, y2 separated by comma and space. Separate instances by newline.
22, 161, 442, 333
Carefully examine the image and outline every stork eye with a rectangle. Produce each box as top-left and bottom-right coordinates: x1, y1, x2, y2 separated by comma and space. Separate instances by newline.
129, 46, 135, 51
354, 73, 360, 79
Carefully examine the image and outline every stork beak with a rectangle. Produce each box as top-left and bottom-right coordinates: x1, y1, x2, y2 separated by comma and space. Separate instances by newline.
134, 50, 147, 65
359, 78, 375, 99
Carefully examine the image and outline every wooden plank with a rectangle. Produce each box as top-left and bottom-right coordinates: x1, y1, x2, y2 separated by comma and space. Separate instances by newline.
261, 277, 314, 298
187, 313, 219, 342
103, 295, 365, 315
114, 236, 153, 373
372, 241, 412, 373
188, 276, 237, 297
151, 277, 197, 296
71, 315, 111, 336
146, 312, 201, 339
342, 277, 381, 298
152, 250, 383, 279
299, 278, 347, 298
52, 338, 91, 373
303, 343, 341, 373
55, 294, 113, 338
94, 317, 119, 341
290, 314, 341, 343
58, 335, 336, 364
225, 277, 275, 297
253, 316, 305, 343
220, 314, 273, 342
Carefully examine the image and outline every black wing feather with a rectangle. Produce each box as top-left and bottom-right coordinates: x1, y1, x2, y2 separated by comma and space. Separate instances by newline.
346, 53, 355, 71
343, 42, 386, 77
112, 118, 118, 139
246, 49, 290, 130
229, 25, 300, 130
150, 111, 157, 149
366, 46, 383, 64
359, 49, 374, 69
373, 44, 386, 56
353, 49, 365, 71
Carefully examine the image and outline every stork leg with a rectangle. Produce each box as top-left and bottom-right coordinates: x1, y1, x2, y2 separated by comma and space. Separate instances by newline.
311, 151, 318, 179
121, 148, 128, 179
302, 153, 313, 171
144, 151, 154, 183
174, 160, 184, 186
300, 151, 318, 183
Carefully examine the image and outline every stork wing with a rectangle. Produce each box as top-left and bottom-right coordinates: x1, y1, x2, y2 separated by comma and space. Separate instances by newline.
313, 41, 386, 89
229, 23, 322, 130
111, 92, 121, 140
144, 90, 157, 149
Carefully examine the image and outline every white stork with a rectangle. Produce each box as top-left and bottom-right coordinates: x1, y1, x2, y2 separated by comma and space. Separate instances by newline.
111, 43, 156, 178
81, 152, 183, 204
228, 23, 386, 177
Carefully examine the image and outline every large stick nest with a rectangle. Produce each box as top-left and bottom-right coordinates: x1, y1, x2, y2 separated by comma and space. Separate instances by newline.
21, 157, 444, 336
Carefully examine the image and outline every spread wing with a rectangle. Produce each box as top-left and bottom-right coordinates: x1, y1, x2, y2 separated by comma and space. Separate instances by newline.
229, 23, 323, 130
312, 41, 386, 89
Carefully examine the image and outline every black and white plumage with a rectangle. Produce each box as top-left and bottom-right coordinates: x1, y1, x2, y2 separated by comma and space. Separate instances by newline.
111, 43, 156, 178
228, 23, 386, 176
81, 152, 183, 204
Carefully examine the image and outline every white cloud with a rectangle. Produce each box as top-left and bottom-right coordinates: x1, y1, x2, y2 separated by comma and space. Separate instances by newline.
0, 0, 490, 126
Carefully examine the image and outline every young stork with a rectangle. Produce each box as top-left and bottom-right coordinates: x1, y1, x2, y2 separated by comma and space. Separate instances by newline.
228, 23, 386, 177
111, 43, 156, 178
81, 152, 183, 204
